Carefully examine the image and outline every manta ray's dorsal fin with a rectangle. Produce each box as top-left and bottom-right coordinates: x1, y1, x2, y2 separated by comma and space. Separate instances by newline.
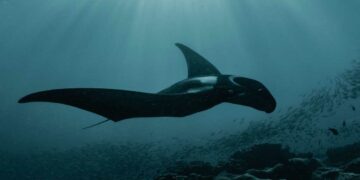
175, 43, 221, 78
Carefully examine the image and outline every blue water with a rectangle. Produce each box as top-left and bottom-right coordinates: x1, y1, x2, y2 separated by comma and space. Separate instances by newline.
1, 0, 360, 179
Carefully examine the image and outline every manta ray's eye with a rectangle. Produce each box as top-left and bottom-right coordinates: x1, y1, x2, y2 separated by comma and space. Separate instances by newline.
257, 88, 263, 92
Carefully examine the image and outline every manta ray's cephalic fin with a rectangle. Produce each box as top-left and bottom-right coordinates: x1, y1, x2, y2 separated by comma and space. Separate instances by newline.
175, 43, 221, 78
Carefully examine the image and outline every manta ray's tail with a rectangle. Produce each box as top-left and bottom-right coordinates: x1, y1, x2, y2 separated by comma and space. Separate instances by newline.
82, 119, 110, 129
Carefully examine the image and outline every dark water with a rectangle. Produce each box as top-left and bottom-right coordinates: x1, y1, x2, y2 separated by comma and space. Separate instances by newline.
1, 0, 360, 179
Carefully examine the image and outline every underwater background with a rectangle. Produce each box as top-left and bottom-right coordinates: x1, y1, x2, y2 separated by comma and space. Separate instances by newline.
1, 0, 360, 179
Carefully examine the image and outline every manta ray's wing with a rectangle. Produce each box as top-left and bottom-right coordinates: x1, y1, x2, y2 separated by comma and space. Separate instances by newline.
18, 88, 217, 121
175, 43, 221, 78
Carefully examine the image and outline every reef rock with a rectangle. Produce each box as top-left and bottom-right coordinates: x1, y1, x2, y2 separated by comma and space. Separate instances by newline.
327, 142, 360, 164
344, 157, 360, 174
225, 143, 294, 174
154, 143, 360, 180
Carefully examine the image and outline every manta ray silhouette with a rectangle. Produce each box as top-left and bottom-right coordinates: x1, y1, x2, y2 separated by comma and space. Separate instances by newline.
19, 43, 276, 128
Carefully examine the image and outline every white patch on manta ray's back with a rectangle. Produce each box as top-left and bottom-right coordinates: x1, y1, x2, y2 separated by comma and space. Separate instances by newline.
193, 76, 218, 85
184, 76, 218, 93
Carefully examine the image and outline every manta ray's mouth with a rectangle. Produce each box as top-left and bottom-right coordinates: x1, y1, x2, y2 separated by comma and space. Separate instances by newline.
264, 98, 276, 113
265, 107, 275, 113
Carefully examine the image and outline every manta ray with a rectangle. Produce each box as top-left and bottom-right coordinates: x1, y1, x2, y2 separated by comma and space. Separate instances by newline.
19, 43, 276, 128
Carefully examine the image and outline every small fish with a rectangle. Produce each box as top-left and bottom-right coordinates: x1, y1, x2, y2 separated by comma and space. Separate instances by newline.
328, 128, 339, 135
343, 121, 346, 127
351, 105, 356, 111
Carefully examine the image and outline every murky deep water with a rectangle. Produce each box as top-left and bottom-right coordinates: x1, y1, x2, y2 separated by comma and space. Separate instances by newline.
1, 0, 360, 179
